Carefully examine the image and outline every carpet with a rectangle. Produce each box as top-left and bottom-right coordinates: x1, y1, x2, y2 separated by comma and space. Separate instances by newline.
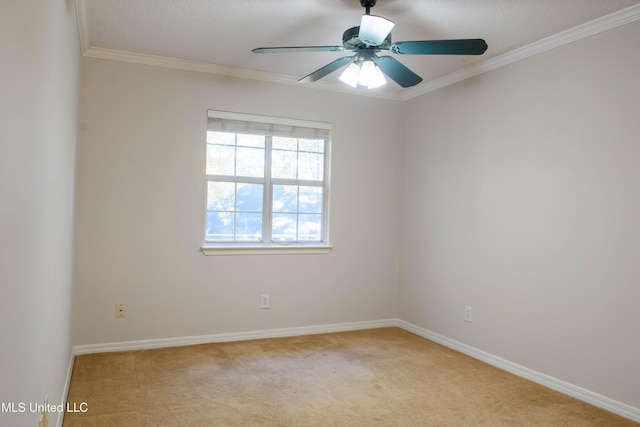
63, 327, 637, 426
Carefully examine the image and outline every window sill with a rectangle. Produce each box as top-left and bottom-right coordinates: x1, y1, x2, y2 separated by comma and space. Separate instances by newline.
200, 245, 333, 256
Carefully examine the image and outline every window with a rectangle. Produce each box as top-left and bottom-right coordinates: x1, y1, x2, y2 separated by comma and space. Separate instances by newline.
202, 111, 332, 255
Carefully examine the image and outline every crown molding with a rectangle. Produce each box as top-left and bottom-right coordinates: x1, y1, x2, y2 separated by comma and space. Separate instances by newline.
81, 46, 402, 101
75, 0, 640, 102
75, 0, 90, 54
400, 3, 640, 100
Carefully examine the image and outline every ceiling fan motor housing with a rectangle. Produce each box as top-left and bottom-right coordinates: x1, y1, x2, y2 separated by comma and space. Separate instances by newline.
343, 26, 392, 50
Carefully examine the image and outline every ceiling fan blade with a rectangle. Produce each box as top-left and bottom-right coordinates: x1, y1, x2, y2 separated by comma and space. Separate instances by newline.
252, 46, 346, 54
375, 56, 423, 88
299, 56, 356, 84
390, 39, 488, 55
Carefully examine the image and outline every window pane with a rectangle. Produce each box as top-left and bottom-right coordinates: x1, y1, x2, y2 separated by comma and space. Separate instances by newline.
298, 152, 324, 181
206, 144, 235, 175
272, 149, 297, 179
207, 131, 235, 145
272, 136, 297, 150
236, 146, 264, 178
299, 139, 324, 153
236, 134, 265, 148
206, 211, 234, 241
235, 212, 262, 241
207, 182, 235, 211
207, 183, 263, 242
272, 213, 297, 241
236, 183, 263, 212
299, 186, 322, 213
273, 185, 298, 213
298, 214, 322, 241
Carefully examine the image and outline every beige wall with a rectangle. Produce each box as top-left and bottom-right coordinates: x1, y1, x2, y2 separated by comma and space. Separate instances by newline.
73, 58, 402, 345
0, 0, 79, 426
399, 20, 640, 408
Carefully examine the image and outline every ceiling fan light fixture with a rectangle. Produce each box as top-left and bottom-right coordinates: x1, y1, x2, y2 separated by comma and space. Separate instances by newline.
367, 65, 387, 89
339, 62, 361, 88
367, 66, 387, 88
358, 60, 386, 88
359, 14, 395, 45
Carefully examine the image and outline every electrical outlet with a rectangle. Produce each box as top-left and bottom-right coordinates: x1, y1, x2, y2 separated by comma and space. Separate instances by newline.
260, 294, 270, 309
116, 303, 127, 318
464, 306, 472, 323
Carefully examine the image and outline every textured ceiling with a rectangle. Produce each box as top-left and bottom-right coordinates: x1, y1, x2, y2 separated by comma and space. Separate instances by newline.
80, 0, 640, 97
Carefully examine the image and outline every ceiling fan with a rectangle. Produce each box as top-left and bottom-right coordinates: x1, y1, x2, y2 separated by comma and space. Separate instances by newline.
252, 0, 488, 89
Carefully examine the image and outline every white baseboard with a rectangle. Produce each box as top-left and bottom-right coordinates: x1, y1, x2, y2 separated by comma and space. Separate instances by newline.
73, 318, 399, 355
396, 319, 640, 424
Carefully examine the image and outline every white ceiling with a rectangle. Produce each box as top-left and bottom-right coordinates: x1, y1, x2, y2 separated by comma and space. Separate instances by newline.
77, 0, 640, 99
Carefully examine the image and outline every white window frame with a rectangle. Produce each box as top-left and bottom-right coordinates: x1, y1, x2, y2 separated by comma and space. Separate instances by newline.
201, 110, 333, 256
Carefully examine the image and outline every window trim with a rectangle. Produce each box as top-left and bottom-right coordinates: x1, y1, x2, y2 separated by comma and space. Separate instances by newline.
200, 245, 333, 256
201, 110, 333, 256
